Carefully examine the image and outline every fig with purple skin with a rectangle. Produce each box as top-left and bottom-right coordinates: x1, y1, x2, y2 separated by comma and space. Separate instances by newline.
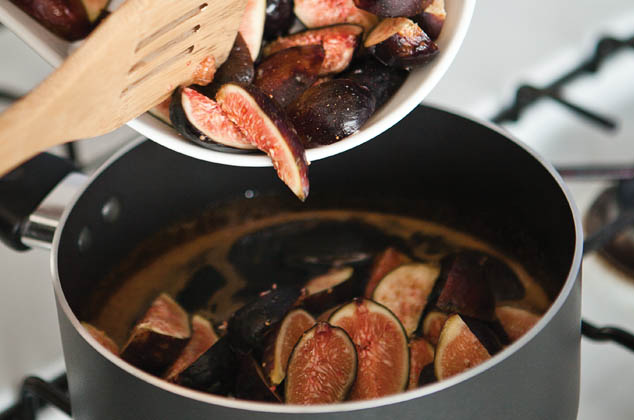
340, 56, 408, 108
216, 83, 310, 201
239, 0, 267, 60
262, 308, 316, 385
418, 363, 437, 386
287, 78, 376, 147
434, 314, 491, 380
294, 0, 378, 33
254, 45, 326, 107
169, 87, 255, 150
301, 266, 360, 315
329, 298, 409, 400
120, 294, 191, 374
364, 247, 410, 298
164, 315, 219, 382
176, 336, 238, 395
236, 354, 282, 402
413, 0, 446, 40
408, 336, 434, 389
353, 0, 425, 18
175, 265, 227, 314
285, 322, 358, 404
365, 17, 438, 69
372, 262, 440, 335
81, 323, 119, 355
263, 24, 364, 75
263, 0, 295, 40
421, 310, 447, 346
495, 305, 541, 342
461, 316, 504, 356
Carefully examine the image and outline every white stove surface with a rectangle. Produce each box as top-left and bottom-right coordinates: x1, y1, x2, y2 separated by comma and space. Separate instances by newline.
1, 1, 634, 419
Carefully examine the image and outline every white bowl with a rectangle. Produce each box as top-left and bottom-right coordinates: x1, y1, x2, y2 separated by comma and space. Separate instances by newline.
0, 0, 475, 167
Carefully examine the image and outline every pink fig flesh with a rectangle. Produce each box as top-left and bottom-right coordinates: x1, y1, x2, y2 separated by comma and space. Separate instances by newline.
164, 315, 219, 382
495, 306, 540, 342
408, 336, 434, 389
364, 247, 410, 297
294, 0, 378, 32
81, 322, 119, 355
422, 310, 448, 346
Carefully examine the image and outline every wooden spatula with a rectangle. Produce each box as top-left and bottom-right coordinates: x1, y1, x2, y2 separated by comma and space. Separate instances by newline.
0, 0, 248, 175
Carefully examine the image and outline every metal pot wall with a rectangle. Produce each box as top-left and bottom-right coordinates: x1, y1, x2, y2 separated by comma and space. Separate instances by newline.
0, 105, 583, 419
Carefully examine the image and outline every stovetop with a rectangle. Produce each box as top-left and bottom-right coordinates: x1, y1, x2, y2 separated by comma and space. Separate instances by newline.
1, 1, 634, 419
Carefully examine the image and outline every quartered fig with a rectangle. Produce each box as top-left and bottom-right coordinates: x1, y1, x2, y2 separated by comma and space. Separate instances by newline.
120, 294, 191, 374
421, 310, 447, 346
81, 322, 119, 355
228, 286, 302, 352
364, 247, 410, 298
301, 266, 361, 315
263, 0, 295, 40
434, 314, 491, 380
418, 363, 437, 386
461, 316, 503, 356
340, 56, 408, 108
263, 24, 364, 75
372, 262, 440, 335
293, 0, 378, 32
305, 266, 354, 295
481, 254, 526, 302
149, 96, 172, 125
329, 299, 409, 400
365, 17, 438, 69
495, 305, 540, 342
408, 336, 434, 389
285, 322, 358, 404
216, 83, 310, 200
413, 0, 446, 40
436, 253, 496, 321
287, 78, 376, 146
353, 0, 425, 18
254, 45, 325, 107
262, 308, 316, 385
239, 0, 267, 60
176, 265, 227, 313
176, 336, 238, 395
164, 315, 219, 382
170, 87, 255, 150
236, 354, 282, 402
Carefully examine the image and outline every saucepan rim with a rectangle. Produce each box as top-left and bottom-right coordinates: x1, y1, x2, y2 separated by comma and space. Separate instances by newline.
50, 105, 583, 413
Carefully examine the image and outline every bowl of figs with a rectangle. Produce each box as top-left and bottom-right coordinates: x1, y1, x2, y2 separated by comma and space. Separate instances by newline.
0, 0, 475, 198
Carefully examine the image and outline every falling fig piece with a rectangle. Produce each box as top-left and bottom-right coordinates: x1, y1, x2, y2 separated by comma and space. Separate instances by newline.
164, 315, 219, 382
365, 17, 438, 69
294, 0, 378, 32
408, 336, 434, 389
434, 314, 491, 380
495, 305, 541, 342
81, 322, 119, 355
120, 294, 191, 374
262, 308, 316, 385
285, 322, 358, 404
353, 0, 425, 18
329, 298, 409, 400
238, 0, 267, 60
263, 24, 364, 75
372, 262, 440, 335
421, 310, 448, 346
216, 83, 310, 201
254, 45, 326, 107
413, 0, 446, 40
364, 247, 411, 298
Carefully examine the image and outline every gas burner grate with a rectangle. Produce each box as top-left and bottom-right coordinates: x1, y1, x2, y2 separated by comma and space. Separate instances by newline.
491, 34, 634, 129
0, 375, 70, 420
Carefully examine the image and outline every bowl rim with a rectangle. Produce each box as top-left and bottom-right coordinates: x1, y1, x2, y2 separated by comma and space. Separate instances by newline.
51, 103, 584, 414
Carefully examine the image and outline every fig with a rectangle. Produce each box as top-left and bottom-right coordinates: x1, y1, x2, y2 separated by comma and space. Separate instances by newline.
418, 363, 436, 386
169, 87, 255, 150
364, 247, 410, 298
164, 315, 219, 382
293, 0, 378, 33
434, 314, 491, 380
365, 17, 438, 69
301, 266, 361, 315
311, 76, 332, 87
285, 322, 358, 404
329, 299, 409, 400
408, 336, 434, 390
176, 336, 238, 395
461, 316, 503, 356
120, 294, 191, 374
495, 305, 541, 342
227, 286, 302, 352
436, 253, 496, 321
263, 24, 364, 75
81, 322, 119, 355
413, 0, 446, 40
254, 45, 325, 107
481, 254, 526, 302
353, 0, 425, 18
149, 96, 172, 125
236, 354, 282, 402
262, 308, 316, 385
216, 83, 310, 201
287, 78, 376, 146
421, 310, 447, 346
238, 0, 267, 60
305, 266, 354, 295
372, 262, 440, 335
176, 265, 227, 313
263, 0, 295, 40
340, 56, 408, 108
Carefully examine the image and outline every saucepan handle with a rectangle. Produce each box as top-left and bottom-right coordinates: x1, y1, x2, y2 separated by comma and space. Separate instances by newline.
0, 153, 81, 251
